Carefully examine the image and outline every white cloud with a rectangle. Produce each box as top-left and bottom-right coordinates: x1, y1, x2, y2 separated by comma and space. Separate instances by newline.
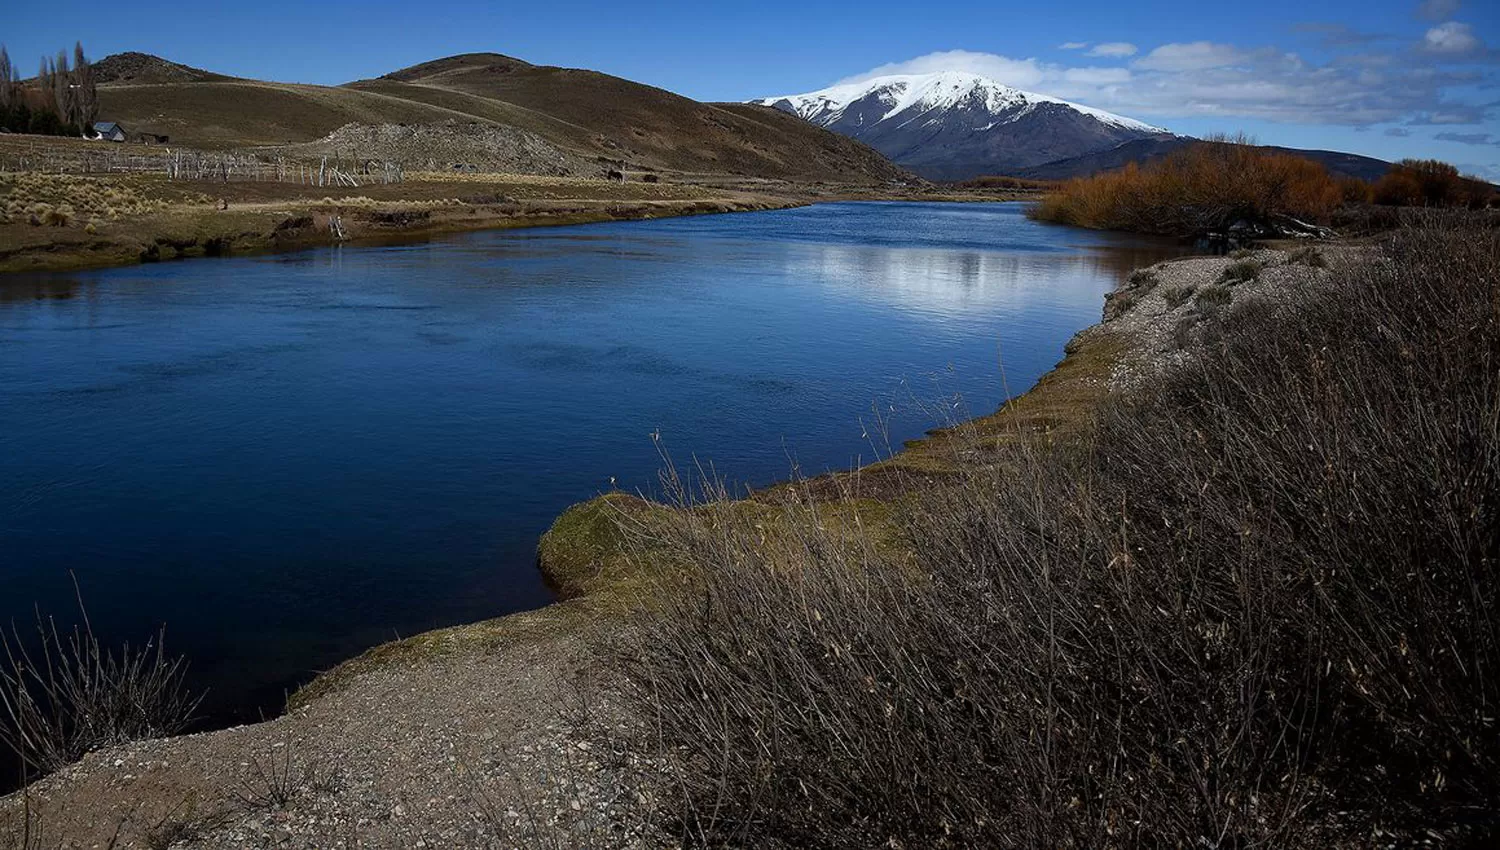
1422, 21, 1481, 55
835, 50, 1047, 89
1134, 42, 1248, 72
1061, 67, 1133, 85
1418, 0, 1461, 20
1086, 42, 1139, 58
1058, 42, 1089, 50
820, 41, 1496, 129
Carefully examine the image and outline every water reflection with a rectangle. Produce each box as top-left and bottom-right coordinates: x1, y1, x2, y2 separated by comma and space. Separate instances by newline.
0, 276, 87, 304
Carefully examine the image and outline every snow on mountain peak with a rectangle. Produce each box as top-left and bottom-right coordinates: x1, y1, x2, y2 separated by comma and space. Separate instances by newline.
753, 70, 1165, 135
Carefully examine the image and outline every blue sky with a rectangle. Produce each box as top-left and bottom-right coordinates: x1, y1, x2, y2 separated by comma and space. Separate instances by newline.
6, 0, 1498, 177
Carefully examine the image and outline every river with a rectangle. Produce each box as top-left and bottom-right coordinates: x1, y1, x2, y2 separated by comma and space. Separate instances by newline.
0, 201, 1186, 728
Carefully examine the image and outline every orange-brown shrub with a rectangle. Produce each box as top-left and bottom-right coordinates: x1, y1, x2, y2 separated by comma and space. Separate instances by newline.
1339, 176, 1374, 205
1031, 140, 1344, 235
1373, 159, 1494, 208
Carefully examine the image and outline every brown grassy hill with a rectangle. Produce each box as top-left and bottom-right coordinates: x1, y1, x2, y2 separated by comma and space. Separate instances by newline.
353, 53, 909, 183
89, 51, 908, 184
96, 80, 496, 148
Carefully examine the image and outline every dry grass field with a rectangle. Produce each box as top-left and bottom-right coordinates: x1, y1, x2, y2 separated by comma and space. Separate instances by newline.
0, 154, 797, 274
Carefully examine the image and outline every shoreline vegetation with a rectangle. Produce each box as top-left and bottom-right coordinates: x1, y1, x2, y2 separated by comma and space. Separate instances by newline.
5, 213, 1493, 846
1027, 135, 1496, 245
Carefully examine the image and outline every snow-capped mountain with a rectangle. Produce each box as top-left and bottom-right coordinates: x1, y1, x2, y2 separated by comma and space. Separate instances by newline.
751, 71, 1169, 181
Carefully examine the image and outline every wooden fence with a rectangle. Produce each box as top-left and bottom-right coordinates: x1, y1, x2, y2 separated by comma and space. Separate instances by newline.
0, 140, 404, 187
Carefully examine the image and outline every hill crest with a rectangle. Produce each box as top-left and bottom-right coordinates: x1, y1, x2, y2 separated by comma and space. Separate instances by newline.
380, 53, 535, 82
93, 52, 235, 85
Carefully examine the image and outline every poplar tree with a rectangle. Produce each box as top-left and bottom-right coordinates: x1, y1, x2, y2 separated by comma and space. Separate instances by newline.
72, 42, 96, 129
0, 46, 13, 111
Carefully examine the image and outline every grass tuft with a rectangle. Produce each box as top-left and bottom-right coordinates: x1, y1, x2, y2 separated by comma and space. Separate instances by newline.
1219, 258, 1264, 284
1162, 283, 1197, 308
1193, 282, 1232, 307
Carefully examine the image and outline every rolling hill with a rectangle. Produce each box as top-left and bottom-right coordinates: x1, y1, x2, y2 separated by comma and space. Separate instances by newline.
90, 52, 910, 184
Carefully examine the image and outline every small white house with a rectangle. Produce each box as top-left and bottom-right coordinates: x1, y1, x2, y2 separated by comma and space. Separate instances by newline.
91, 122, 127, 142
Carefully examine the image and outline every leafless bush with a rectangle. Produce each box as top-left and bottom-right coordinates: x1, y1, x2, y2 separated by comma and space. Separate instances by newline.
0, 585, 202, 778
231, 741, 337, 812
615, 218, 1499, 847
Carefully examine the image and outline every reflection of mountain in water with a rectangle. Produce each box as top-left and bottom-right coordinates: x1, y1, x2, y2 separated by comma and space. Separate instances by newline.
786, 240, 1187, 322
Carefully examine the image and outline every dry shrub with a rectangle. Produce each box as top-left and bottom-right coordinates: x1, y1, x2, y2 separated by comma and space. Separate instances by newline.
1373, 159, 1495, 209
230, 741, 338, 812
40, 205, 71, 227
617, 218, 1499, 848
0, 590, 202, 778
1339, 176, 1374, 205
1032, 137, 1345, 235
1286, 245, 1326, 267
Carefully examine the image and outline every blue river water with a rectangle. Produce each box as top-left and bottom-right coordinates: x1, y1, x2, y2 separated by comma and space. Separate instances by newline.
0, 201, 1186, 725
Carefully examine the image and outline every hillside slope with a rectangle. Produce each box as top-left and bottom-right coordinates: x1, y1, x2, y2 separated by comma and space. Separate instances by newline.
89, 52, 909, 184
97, 80, 491, 147
354, 53, 910, 183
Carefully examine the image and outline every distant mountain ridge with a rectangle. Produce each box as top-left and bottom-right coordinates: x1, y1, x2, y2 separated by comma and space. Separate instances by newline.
752, 71, 1169, 181
1013, 136, 1393, 182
